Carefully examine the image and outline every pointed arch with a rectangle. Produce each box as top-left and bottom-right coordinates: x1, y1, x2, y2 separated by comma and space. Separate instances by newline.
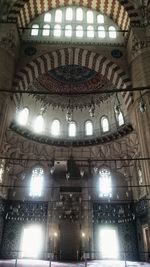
14, 48, 133, 109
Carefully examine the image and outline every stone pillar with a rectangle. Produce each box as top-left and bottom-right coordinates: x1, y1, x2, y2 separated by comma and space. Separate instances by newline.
127, 25, 150, 190
0, 24, 19, 199
0, 24, 19, 151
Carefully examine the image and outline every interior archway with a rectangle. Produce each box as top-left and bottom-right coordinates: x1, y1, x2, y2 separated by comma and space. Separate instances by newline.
14, 48, 133, 109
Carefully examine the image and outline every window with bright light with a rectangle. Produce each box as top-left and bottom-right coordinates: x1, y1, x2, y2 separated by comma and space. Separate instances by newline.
51, 119, 60, 136
31, 24, 39, 36
109, 26, 116, 38
55, 9, 62, 23
44, 13, 51, 23
30, 167, 44, 197
117, 111, 124, 126
65, 25, 72, 37
66, 7, 73, 20
87, 25, 94, 38
76, 8, 83, 21
76, 25, 83, 37
101, 116, 109, 132
85, 121, 93, 136
68, 121, 77, 137
87, 10, 94, 23
21, 225, 43, 258
0, 159, 5, 184
17, 107, 29, 126
54, 24, 61, 37
42, 24, 50, 36
98, 26, 105, 38
33, 115, 44, 133
97, 14, 104, 24
99, 169, 112, 197
99, 228, 119, 259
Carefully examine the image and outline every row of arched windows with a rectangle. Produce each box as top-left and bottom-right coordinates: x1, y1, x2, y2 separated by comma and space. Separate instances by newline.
30, 7, 117, 40
43, 8, 104, 24
16, 108, 125, 137
31, 24, 116, 39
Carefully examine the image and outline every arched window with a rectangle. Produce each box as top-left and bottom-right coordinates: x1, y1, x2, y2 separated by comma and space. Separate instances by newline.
101, 116, 109, 132
66, 7, 73, 20
117, 111, 124, 126
0, 159, 5, 184
55, 9, 62, 23
109, 26, 116, 38
97, 14, 104, 24
33, 115, 44, 133
76, 8, 83, 21
54, 24, 61, 37
30, 167, 44, 197
98, 26, 105, 38
17, 107, 29, 126
87, 10, 94, 23
85, 121, 93, 136
87, 25, 94, 38
42, 24, 50, 36
51, 120, 60, 136
99, 169, 112, 197
31, 24, 39, 36
65, 25, 72, 37
44, 13, 51, 23
68, 121, 77, 137
76, 25, 83, 37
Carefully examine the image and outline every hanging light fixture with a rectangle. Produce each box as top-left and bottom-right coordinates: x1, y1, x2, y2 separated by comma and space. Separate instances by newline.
114, 93, 121, 116
66, 99, 73, 123
139, 91, 146, 113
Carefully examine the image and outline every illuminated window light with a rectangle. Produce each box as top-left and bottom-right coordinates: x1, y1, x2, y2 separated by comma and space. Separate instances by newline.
87, 25, 94, 38
31, 24, 39, 36
99, 169, 112, 197
17, 107, 29, 126
30, 167, 44, 197
109, 26, 117, 39
42, 24, 50, 36
65, 25, 72, 37
66, 7, 73, 20
76, 25, 83, 37
87, 10, 94, 23
51, 120, 60, 136
85, 121, 93, 136
68, 121, 77, 137
98, 26, 105, 38
97, 14, 104, 24
54, 24, 61, 37
33, 115, 44, 133
55, 9, 62, 23
76, 8, 83, 21
44, 13, 51, 23
101, 116, 109, 132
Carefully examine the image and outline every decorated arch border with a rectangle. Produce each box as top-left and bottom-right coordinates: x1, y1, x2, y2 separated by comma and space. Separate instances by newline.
14, 48, 133, 109
8, 0, 140, 31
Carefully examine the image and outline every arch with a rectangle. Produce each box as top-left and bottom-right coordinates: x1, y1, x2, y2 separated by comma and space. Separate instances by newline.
85, 120, 93, 136
8, 0, 140, 32
14, 48, 133, 109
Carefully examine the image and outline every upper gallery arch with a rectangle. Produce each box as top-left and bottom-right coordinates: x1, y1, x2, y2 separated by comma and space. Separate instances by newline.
7, 0, 140, 32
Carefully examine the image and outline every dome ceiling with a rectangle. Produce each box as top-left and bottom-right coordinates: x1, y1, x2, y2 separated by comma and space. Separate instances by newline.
47, 65, 96, 85
31, 65, 113, 110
